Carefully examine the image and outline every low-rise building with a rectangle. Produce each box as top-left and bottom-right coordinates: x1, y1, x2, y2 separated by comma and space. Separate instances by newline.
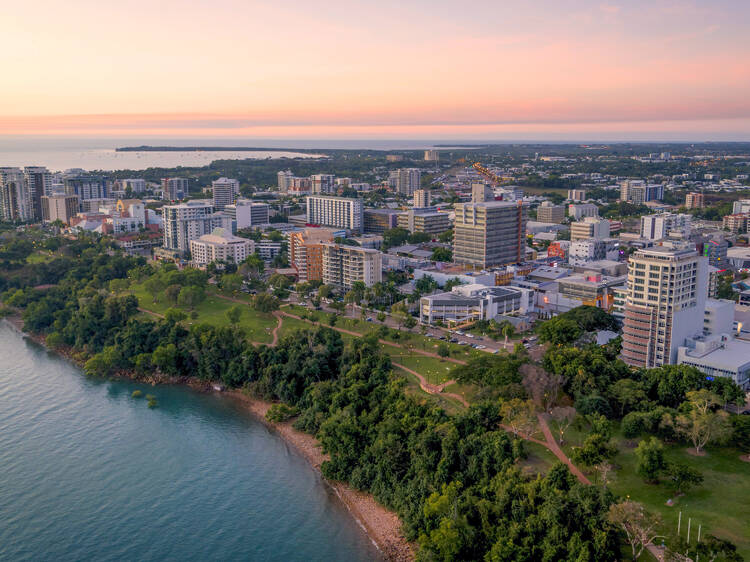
397, 209, 450, 234
189, 229, 254, 266
678, 334, 750, 389
723, 213, 749, 233
568, 203, 598, 221
420, 284, 531, 325
570, 217, 610, 240
536, 201, 565, 224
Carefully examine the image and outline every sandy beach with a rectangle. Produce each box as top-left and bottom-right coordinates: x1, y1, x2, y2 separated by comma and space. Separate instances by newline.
227, 390, 415, 562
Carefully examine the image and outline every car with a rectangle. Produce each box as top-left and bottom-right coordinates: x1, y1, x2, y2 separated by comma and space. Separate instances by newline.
477, 345, 486, 349
529, 336, 538, 341
450, 338, 458, 343
455, 330, 465, 336
465, 333, 474, 339
523, 343, 531, 349
365, 317, 373, 322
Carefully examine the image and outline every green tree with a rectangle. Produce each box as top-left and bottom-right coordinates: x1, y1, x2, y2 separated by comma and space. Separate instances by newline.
437, 342, 450, 359
164, 307, 187, 324
635, 437, 666, 483
252, 293, 280, 313
178, 286, 205, 310
144, 277, 165, 303
226, 305, 243, 325
663, 462, 703, 495
612, 378, 648, 416
164, 283, 181, 305
220, 272, 243, 294
431, 247, 452, 262
537, 316, 582, 345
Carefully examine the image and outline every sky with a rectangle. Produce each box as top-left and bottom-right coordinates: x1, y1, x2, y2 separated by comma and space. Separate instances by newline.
2, 0, 750, 140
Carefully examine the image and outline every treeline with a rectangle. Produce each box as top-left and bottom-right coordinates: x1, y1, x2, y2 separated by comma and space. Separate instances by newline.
1, 242, 624, 561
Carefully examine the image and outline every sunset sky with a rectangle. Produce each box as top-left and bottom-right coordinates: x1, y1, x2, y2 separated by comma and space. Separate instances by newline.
2, 0, 750, 139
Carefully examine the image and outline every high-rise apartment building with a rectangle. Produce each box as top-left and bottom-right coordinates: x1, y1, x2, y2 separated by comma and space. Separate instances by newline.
311, 174, 335, 194
161, 177, 189, 200
306, 195, 363, 233
24, 166, 52, 220
413, 189, 431, 208
389, 168, 421, 196
41, 194, 79, 224
453, 200, 526, 268
321, 243, 382, 290
570, 217, 610, 241
212, 177, 239, 210
121, 179, 147, 193
620, 180, 664, 204
621, 245, 707, 368
723, 213, 749, 233
289, 228, 336, 282
640, 213, 691, 240
685, 192, 704, 209
64, 176, 109, 209
732, 199, 750, 214
424, 150, 439, 162
0, 167, 33, 222
162, 200, 231, 254
536, 201, 565, 224
277, 170, 293, 192
702, 237, 728, 268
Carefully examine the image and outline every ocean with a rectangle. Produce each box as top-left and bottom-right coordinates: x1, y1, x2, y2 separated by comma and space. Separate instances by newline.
0, 322, 381, 561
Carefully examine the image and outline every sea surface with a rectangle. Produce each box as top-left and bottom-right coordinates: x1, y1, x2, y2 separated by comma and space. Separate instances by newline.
0, 137, 440, 172
0, 322, 381, 561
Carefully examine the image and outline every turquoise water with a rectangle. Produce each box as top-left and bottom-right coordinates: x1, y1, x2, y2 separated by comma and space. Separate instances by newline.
0, 322, 381, 561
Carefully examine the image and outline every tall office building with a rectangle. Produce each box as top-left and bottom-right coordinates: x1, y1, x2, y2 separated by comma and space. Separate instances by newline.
389, 168, 421, 196
311, 174, 335, 194
161, 177, 189, 200
0, 167, 33, 222
225, 200, 270, 230
162, 200, 231, 254
621, 245, 707, 368
413, 189, 431, 208
570, 217, 610, 240
702, 237, 728, 268
536, 201, 565, 224
640, 213, 691, 240
306, 195, 363, 233
321, 243, 382, 290
471, 182, 494, 203
64, 176, 109, 209
397, 209, 450, 234
24, 166, 52, 220
212, 177, 239, 210
424, 150, 439, 162
453, 200, 526, 268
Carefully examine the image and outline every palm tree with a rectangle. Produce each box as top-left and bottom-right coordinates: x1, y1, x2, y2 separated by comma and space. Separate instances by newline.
500, 321, 515, 349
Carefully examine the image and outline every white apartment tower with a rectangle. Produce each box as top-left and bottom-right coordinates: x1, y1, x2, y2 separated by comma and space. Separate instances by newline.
640, 213, 692, 241
306, 195, 363, 233
162, 200, 232, 254
621, 245, 707, 368
212, 177, 239, 210
0, 167, 33, 222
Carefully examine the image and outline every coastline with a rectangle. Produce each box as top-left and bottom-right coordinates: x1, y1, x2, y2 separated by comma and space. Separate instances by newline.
2, 315, 414, 562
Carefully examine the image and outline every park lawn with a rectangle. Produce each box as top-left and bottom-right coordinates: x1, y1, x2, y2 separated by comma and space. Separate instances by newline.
520, 441, 559, 476
276, 315, 313, 340
442, 381, 482, 404
386, 350, 456, 385
396, 367, 465, 415
608, 432, 750, 558
130, 284, 277, 344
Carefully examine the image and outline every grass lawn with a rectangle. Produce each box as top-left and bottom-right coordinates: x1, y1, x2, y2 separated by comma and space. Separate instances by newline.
608, 432, 750, 558
520, 441, 559, 476
396, 367, 465, 415
26, 252, 55, 264
387, 351, 456, 384
130, 284, 277, 344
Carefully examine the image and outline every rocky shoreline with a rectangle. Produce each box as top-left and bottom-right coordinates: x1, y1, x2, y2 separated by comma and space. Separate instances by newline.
3, 315, 415, 562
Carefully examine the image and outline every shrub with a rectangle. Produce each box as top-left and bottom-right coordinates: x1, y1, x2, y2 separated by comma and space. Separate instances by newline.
266, 403, 300, 422
131, 390, 143, 398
